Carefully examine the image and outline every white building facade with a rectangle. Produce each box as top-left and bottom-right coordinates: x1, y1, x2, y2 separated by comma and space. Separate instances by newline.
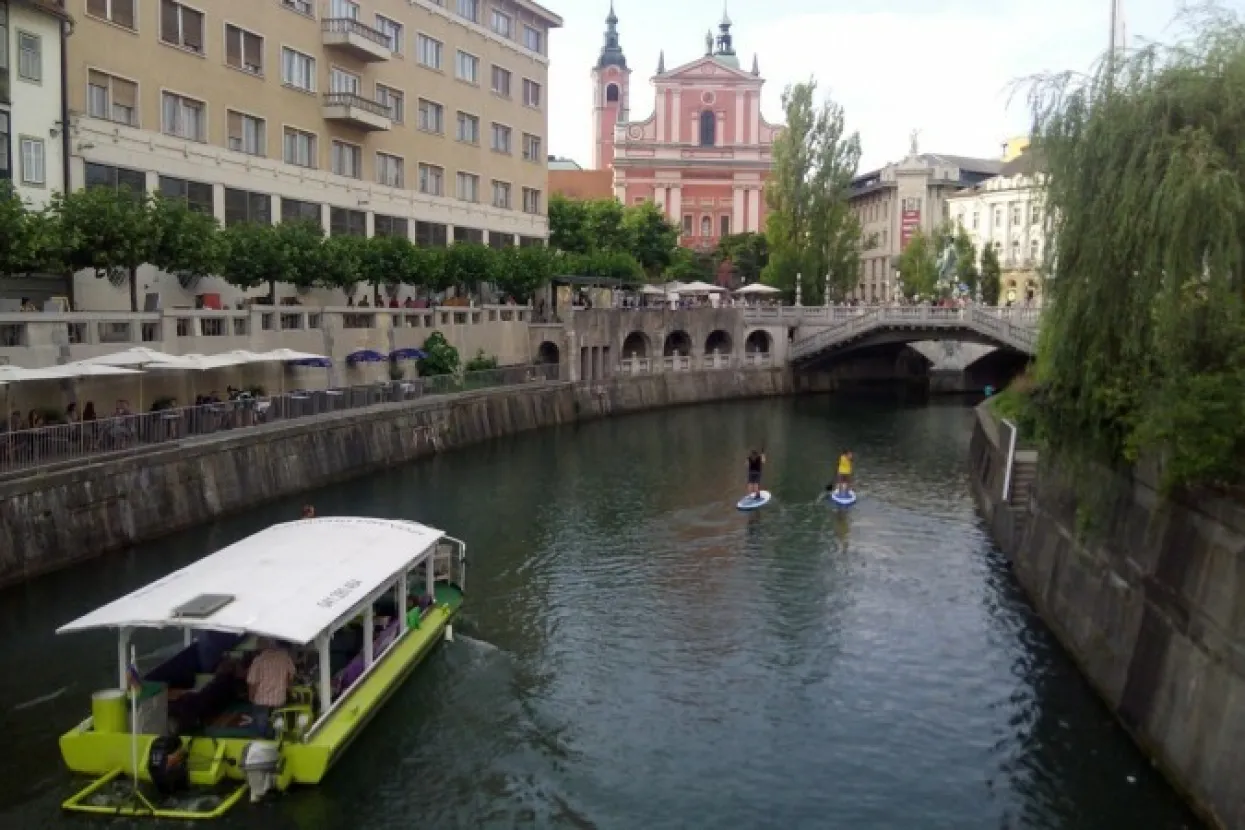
946, 153, 1047, 306
1, 0, 68, 208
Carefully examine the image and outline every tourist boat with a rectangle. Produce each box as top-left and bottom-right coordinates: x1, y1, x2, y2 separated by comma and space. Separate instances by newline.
54, 516, 466, 819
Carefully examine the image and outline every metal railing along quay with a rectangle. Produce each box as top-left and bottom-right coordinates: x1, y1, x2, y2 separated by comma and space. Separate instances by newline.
0, 364, 559, 474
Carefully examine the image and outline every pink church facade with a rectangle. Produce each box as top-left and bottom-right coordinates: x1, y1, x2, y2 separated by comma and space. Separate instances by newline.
590, 7, 781, 251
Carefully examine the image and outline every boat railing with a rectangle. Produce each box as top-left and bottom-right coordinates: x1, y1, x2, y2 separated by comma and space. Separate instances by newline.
435, 535, 467, 591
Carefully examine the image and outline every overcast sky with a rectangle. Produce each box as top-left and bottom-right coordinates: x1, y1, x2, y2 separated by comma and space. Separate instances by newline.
545, 0, 1207, 171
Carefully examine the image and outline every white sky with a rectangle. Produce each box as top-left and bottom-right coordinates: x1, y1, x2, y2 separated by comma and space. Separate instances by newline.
545, 0, 1213, 171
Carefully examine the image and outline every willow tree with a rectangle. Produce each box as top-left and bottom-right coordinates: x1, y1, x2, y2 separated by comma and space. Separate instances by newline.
763, 80, 863, 303
1026, 7, 1245, 491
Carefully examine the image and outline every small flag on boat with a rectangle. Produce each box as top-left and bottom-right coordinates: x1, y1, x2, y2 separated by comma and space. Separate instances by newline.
126, 662, 142, 694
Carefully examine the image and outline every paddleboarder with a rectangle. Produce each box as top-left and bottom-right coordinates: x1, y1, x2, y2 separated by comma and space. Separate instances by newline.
745, 449, 766, 499
836, 450, 853, 496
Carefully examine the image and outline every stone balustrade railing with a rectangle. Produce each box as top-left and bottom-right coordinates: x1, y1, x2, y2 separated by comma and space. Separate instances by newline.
789, 306, 1039, 361
744, 304, 1042, 326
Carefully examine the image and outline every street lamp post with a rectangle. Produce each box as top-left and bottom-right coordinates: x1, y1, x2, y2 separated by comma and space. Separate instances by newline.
823, 271, 831, 307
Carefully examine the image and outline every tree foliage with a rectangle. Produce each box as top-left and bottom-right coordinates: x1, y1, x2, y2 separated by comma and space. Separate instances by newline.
417, 330, 459, 376
148, 196, 222, 291
979, 243, 1001, 304
52, 186, 152, 310
762, 80, 864, 304
896, 228, 938, 299
715, 232, 769, 285
547, 194, 679, 279
1025, 6, 1245, 491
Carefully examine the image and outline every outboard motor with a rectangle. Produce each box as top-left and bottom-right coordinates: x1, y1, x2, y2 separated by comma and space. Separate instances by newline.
147, 735, 189, 795
239, 741, 282, 802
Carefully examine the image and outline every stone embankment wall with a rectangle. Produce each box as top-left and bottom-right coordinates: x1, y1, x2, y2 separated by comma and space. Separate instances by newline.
0, 368, 790, 588
969, 407, 1244, 830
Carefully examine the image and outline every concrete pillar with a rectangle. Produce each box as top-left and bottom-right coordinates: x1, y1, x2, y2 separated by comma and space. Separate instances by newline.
747, 187, 760, 232
732, 186, 745, 234
669, 186, 682, 227
672, 90, 681, 143
655, 89, 665, 141
735, 93, 745, 144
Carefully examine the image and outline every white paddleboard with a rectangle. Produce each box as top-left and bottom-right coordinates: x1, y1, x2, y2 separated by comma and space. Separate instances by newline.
737, 490, 772, 511
829, 489, 857, 506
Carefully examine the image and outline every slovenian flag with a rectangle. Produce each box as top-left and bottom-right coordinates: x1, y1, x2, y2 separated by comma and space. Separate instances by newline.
126, 662, 142, 694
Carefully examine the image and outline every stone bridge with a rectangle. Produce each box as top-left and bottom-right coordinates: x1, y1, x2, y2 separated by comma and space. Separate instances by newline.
529, 308, 786, 383
744, 306, 1039, 364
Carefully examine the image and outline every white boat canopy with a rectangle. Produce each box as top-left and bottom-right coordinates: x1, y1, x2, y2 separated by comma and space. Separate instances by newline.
57, 518, 445, 645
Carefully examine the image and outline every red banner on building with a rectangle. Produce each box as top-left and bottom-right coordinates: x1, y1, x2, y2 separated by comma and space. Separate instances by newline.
900, 200, 921, 249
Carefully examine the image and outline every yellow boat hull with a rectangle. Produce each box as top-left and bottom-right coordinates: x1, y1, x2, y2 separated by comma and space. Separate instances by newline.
59, 593, 460, 790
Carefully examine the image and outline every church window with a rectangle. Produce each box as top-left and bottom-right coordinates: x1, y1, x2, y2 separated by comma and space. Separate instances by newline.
605, 83, 619, 103
700, 215, 711, 237
682, 214, 692, 234
699, 110, 715, 146
720, 215, 730, 237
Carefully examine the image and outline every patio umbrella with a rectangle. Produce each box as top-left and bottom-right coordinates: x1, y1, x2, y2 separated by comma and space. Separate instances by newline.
734, 283, 781, 295
254, 348, 333, 394
346, 349, 386, 364
388, 348, 427, 360
680, 280, 727, 293
75, 348, 194, 409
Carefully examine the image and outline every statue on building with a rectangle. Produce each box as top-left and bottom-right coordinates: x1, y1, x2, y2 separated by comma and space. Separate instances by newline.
935, 233, 959, 295
909, 129, 920, 157
705, 30, 713, 55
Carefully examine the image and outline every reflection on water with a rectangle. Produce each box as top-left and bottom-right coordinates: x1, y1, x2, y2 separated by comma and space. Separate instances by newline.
0, 397, 1199, 829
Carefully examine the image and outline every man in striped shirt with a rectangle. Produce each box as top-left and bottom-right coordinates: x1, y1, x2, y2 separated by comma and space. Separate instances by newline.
247, 639, 296, 738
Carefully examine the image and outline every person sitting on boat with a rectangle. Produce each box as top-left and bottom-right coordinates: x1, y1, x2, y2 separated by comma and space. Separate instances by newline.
247, 639, 296, 738
836, 450, 854, 494
746, 449, 765, 498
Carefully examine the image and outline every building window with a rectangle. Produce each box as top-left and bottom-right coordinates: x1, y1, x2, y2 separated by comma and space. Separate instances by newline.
330, 206, 365, 236
454, 226, 483, 244
971, 211, 979, 229
1011, 204, 1021, 225
491, 180, 510, 209
606, 83, 619, 103
490, 10, 511, 37
84, 162, 146, 198
283, 127, 316, 168
720, 215, 730, 237
158, 175, 212, 214
1032, 205, 1042, 224
160, 1, 204, 54
375, 15, 402, 53
456, 112, 479, 144
376, 84, 403, 123
1029, 237, 1039, 262
19, 137, 44, 185
86, 0, 136, 29
87, 70, 138, 126
491, 65, 511, 97
17, 32, 40, 82
456, 0, 478, 23
682, 215, 692, 234
225, 111, 265, 156
0, 113, 9, 181
281, 0, 313, 15
489, 233, 512, 249
374, 214, 408, 237
699, 110, 715, 146
418, 163, 443, 196
417, 99, 443, 133
522, 25, 542, 53
161, 92, 205, 142
224, 187, 270, 226
330, 67, 360, 95
455, 51, 478, 84
491, 123, 511, 153
522, 133, 541, 162
416, 34, 442, 69
1010, 237, 1020, 263
415, 221, 447, 247
522, 78, 541, 107
281, 48, 316, 92
376, 152, 404, 188
225, 25, 264, 75
281, 198, 321, 226
522, 188, 541, 214
331, 140, 362, 179
456, 172, 478, 202
329, 0, 359, 19
993, 206, 1002, 227
700, 216, 711, 237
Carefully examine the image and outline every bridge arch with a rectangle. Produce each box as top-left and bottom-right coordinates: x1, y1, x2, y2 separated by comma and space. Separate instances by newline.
663, 330, 692, 356
622, 331, 651, 358
536, 341, 560, 365
744, 329, 772, 354
704, 329, 732, 356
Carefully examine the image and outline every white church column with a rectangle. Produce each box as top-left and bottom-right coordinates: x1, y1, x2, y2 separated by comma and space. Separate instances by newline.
750, 93, 760, 144
716, 111, 725, 147
655, 89, 666, 142
735, 94, 745, 144
747, 187, 761, 232
672, 90, 681, 143
669, 185, 682, 226
732, 185, 745, 232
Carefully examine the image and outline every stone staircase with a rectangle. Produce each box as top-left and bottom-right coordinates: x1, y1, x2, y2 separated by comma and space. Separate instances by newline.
1007, 455, 1038, 541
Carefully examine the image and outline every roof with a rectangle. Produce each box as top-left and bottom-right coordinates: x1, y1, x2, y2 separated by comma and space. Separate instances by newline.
57, 518, 445, 645
13, 0, 72, 23
549, 169, 614, 200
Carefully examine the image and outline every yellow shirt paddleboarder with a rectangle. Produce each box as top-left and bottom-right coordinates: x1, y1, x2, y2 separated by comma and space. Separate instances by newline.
836, 451, 853, 494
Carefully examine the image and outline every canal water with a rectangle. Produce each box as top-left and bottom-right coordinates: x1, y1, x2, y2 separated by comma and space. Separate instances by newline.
0, 397, 1199, 829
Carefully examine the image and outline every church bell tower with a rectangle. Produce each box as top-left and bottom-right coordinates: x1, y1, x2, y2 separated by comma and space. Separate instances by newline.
591, 2, 630, 170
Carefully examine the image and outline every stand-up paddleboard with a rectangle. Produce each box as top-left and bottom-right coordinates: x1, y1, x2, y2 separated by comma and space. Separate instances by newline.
737, 490, 772, 511
828, 489, 857, 506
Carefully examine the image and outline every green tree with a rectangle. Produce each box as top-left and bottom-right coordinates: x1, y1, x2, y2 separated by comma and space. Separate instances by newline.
275, 220, 326, 296
361, 232, 423, 296
494, 244, 552, 302
896, 228, 938, 299
715, 232, 769, 284
584, 199, 628, 252
417, 245, 452, 294
0, 187, 60, 277
219, 221, 284, 295
314, 234, 366, 294
951, 225, 979, 294
148, 195, 221, 291
444, 242, 496, 296
762, 80, 864, 303
548, 194, 591, 253
1024, 7, 1245, 491
979, 243, 1001, 304
621, 201, 679, 276
52, 186, 152, 311
563, 249, 643, 281
418, 330, 460, 376
665, 246, 713, 281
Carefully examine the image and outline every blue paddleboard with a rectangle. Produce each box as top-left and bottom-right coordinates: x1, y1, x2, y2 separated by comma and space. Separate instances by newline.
737, 490, 772, 511
829, 489, 857, 506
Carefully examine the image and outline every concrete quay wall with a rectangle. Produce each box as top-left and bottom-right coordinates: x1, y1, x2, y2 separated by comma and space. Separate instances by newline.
0, 368, 790, 588
969, 406, 1245, 830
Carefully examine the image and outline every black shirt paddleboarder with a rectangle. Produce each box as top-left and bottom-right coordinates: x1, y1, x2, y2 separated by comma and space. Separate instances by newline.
746, 449, 765, 499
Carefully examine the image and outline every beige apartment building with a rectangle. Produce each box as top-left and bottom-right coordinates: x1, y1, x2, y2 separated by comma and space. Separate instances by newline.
65, 0, 562, 310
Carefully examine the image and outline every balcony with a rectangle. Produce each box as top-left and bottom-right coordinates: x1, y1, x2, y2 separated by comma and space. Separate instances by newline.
321, 18, 392, 62
321, 93, 392, 132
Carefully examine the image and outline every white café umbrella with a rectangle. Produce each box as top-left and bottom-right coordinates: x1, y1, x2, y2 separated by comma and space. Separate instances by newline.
735, 283, 781, 295
680, 280, 727, 293
253, 349, 333, 395
75, 348, 194, 409
638, 285, 666, 295
0, 363, 141, 421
